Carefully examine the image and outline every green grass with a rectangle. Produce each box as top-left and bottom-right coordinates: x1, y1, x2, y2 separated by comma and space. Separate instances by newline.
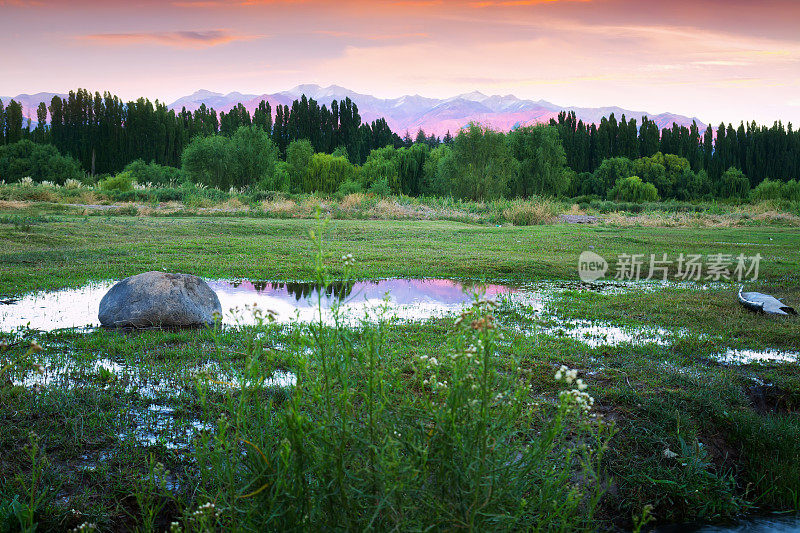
2, 214, 799, 295
1, 213, 799, 531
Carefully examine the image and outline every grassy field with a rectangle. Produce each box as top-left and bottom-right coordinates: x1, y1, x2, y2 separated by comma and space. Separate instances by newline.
1, 212, 799, 531
2, 213, 800, 295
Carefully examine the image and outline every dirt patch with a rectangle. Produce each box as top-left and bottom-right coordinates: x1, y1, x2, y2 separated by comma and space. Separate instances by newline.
0, 200, 29, 209
559, 214, 599, 224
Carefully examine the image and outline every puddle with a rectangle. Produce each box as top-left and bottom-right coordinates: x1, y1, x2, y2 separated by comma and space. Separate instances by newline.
714, 348, 799, 365
218, 279, 514, 326
0, 278, 515, 331
7, 278, 784, 358
540, 319, 673, 348
1, 282, 111, 331
122, 405, 213, 450
0, 278, 731, 333
192, 362, 297, 391
13, 356, 296, 400
15, 357, 130, 389
11, 354, 293, 450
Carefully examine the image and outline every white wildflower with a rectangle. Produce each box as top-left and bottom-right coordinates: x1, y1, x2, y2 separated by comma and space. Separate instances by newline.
70, 523, 97, 533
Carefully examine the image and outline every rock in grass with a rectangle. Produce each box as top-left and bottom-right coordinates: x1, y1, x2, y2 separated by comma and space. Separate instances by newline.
99, 272, 221, 328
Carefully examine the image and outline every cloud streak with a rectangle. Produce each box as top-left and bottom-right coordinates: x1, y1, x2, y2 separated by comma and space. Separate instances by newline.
77, 30, 264, 48
469, 0, 590, 7
2, 0, 799, 124
171, 0, 308, 6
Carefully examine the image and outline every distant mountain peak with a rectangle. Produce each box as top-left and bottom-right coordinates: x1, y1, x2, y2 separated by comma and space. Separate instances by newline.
189, 89, 223, 98
163, 85, 706, 135
456, 90, 489, 102
2, 84, 706, 137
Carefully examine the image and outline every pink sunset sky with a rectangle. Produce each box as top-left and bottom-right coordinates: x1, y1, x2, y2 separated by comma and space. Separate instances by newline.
1, 0, 799, 125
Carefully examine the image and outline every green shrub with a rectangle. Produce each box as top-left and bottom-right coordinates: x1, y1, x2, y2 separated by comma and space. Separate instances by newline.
182, 127, 279, 190
751, 179, 800, 202
99, 171, 135, 192
151, 188, 185, 203
716, 167, 750, 199
104, 190, 142, 202
368, 177, 391, 197
337, 179, 362, 196
572, 194, 600, 204
785, 180, 800, 202
608, 176, 659, 203
0, 140, 83, 184
123, 159, 183, 186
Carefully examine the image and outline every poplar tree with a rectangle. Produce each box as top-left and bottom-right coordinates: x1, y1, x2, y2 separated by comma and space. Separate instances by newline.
5, 100, 23, 144
0, 99, 5, 145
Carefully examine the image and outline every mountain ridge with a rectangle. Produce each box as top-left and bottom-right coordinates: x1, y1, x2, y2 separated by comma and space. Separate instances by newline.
1, 85, 707, 136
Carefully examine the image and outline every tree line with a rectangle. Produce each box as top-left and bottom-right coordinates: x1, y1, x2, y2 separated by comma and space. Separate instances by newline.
0, 89, 403, 175
1, 89, 800, 202
549, 111, 800, 186
175, 122, 796, 203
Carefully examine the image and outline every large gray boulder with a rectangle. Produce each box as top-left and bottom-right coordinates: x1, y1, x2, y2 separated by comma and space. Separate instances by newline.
99, 272, 222, 328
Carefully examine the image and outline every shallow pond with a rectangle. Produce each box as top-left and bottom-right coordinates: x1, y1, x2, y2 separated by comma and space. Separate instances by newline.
3, 279, 796, 366
0, 278, 515, 331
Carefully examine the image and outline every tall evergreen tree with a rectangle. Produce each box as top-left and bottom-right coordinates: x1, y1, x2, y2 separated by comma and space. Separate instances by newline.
34, 102, 48, 144
4, 99, 23, 144
0, 99, 5, 145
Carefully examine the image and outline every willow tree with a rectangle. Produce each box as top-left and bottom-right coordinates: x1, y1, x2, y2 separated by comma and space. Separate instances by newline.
440, 123, 518, 201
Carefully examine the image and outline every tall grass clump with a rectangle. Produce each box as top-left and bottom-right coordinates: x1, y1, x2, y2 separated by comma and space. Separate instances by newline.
187, 213, 612, 530
502, 199, 558, 225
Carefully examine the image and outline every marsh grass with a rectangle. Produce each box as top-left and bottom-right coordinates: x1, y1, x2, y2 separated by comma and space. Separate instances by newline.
503, 200, 559, 225
2, 180, 799, 227
180, 214, 613, 530
1, 212, 799, 530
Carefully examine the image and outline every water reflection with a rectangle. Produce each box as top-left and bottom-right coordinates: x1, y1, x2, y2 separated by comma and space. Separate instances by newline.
211, 278, 513, 326
714, 348, 799, 365
0, 278, 515, 331
227, 280, 358, 302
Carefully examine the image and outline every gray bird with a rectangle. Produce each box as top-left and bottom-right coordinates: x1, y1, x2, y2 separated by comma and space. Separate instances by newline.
738, 286, 797, 316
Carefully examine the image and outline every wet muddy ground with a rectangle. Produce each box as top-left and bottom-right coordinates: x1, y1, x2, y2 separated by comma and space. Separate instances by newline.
2, 277, 797, 531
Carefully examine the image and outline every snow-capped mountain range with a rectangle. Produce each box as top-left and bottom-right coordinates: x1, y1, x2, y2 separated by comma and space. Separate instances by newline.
2, 85, 706, 135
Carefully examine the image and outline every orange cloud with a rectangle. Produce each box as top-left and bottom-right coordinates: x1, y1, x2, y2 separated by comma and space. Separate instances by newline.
77, 30, 264, 48
470, 0, 590, 6
172, 0, 308, 6
387, 0, 444, 6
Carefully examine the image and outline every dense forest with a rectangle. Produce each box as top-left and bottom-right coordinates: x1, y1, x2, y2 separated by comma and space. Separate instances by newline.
0, 90, 401, 173
1, 89, 799, 203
